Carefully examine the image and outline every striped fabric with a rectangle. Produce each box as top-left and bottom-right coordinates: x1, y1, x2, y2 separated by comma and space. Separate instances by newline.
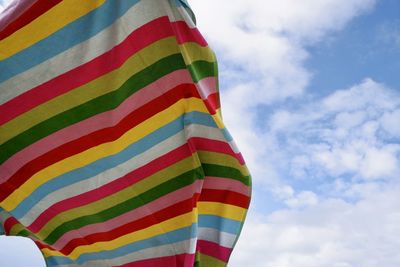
0, 1, 251, 266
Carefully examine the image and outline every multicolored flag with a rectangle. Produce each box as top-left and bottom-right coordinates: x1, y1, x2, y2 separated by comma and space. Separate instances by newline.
0, 0, 251, 266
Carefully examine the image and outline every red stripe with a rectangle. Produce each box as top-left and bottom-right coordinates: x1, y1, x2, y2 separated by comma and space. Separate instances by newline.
0, 17, 207, 125
0, 0, 63, 41
34, 240, 53, 250
0, 83, 200, 202
171, 21, 208, 47
203, 92, 220, 114
28, 144, 192, 233
116, 253, 195, 267
3, 216, 18, 234
199, 189, 250, 209
197, 240, 232, 263
190, 137, 246, 165
58, 196, 198, 255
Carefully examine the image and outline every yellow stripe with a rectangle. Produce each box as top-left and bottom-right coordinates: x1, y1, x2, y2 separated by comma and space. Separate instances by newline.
0, 0, 106, 60
41, 209, 198, 259
196, 253, 227, 267
1, 98, 208, 210
36, 156, 200, 239
179, 41, 216, 67
0, 40, 215, 144
197, 151, 250, 176
198, 201, 246, 222
182, 89, 224, 129
211, 112, 224, 129
9, 223, 24, 236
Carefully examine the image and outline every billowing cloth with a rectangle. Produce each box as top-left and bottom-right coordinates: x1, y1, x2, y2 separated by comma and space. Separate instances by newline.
0, 0, 251, 266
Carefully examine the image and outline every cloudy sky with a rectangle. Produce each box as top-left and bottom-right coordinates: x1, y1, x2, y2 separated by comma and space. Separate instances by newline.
1, 0, 400, 266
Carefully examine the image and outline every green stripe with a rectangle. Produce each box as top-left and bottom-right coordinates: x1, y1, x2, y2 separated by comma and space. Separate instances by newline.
19, 230, 30, 237
41, 167, 204, 244
202, 164, 251, 186
0, 57, 216, 164
195, 252, 227, 267
187, 60, 217, 83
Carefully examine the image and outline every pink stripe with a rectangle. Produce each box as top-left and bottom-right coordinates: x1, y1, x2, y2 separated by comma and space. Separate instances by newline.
197, 240, 232, 263
190, 137, 246, 165
116, 253, 195, 267
203, 176, 250, 197
0, 0, 38, 31
195, 77, 217, 100
181, 253, 196, 267
52, 180, 203, 250
171, 21, 208, 47
28, 144, 192, 232
0, 69, 193, 183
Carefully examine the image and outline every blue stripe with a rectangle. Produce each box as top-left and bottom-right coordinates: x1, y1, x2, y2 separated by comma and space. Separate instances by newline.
175, 0, 187, 7
0, 222, 4, 235
175, 0, 196, 24
184, 110, 217, 128
198, 215, 242, 235
0, 207, 7, 235
185, 110, 232, 141
12, 111, 217, 218
46, 223, 198, 265
221, 128, 234, 142
0, 0, 140, 83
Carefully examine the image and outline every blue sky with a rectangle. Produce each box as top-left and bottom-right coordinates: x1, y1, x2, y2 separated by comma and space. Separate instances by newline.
192, 1, 400, 266
1, 1, 399, 266
307, 0, 400, 95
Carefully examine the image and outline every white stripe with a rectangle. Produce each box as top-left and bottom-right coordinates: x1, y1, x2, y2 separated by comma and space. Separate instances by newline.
0, 210, 12, 227
54, 238, 197, 267
163, 0, 197, 29
198, 227, 237, 248
185, 123, 241, 154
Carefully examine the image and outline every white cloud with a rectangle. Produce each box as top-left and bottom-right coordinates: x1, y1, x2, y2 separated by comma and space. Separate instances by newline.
381, 109, 400, 137
190, 1, 378, 191
322, 78, 398, 112
231, 184, 400, 267
334, 111, 366, 129
268, 79, 400, 183
191, 2, 400, 267
285, 190, 319, 208
360, 146, 399, 179
191, 0, 375, 105
222, 78, 400, 265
